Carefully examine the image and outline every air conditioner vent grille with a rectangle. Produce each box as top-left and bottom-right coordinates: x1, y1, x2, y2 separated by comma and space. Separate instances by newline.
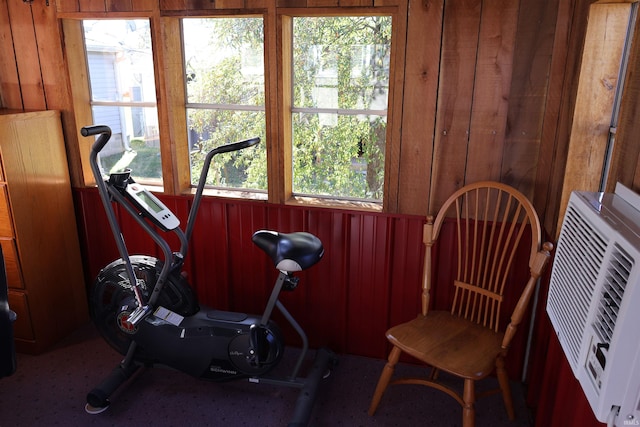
593, 244, 633, 344
547, 205, 608, 367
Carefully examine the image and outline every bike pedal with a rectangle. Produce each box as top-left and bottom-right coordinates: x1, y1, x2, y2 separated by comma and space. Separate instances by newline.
85, 402, 110, 415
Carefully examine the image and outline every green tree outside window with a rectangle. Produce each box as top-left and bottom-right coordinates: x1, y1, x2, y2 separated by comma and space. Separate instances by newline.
183, 15, 392, 201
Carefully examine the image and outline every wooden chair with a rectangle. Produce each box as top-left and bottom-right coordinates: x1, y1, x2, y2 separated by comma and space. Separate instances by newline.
368, 181, 553, 427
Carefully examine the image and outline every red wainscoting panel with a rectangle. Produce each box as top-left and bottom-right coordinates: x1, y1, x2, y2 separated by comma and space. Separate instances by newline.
74, 188, 118, 278
73, 188, 538, 378
533, 331, 603, 427
387, 217, 427, 343
346, 213, 393, 357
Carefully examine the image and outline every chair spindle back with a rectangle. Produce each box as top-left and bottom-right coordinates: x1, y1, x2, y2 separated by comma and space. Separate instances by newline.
424, 182, 542, 332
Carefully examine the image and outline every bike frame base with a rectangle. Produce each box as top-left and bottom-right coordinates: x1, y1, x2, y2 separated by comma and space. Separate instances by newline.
87, 346, 337, 426
249, 347, 337, 427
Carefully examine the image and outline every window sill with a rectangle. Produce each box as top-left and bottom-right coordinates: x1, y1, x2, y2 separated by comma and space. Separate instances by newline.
286, 195, 383, 212
182, 187, 269, 202
154, 186, 383, 212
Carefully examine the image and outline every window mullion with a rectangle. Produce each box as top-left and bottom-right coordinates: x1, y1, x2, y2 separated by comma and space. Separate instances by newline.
186, 103, 266, 112
291, 106, 387, 116
159, 16, 190, 195
91, 101, 157, 108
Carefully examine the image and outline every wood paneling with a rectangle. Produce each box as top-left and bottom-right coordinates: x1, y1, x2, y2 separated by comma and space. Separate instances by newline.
62, 19, 95, 187
0, 1, 83, 184
611, 10, 640, 192
382, 0, 408, 213
393, 0, 442, 215
465, 0, 518, 184
56, 0, 81, 13
558, 3, 631, 226
160, 0, 250, 10
345, 212, 394, 356
5, 1, 45, 110
57, 0, 156, 14
428, 0, 481, 211
427, 0, 546, 214
0, 0, 558, 221
535, 0, 592, 237
0, 3, 21, 109
75, 188, 424, 355
32, 0, 84, 187
503, 0, 559, 194
80, 0, 109, 12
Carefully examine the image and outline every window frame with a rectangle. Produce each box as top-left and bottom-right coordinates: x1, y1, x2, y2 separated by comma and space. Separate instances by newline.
61, 5, 405, 213
64, 15, 178, 192
278, 8, 401, 211
284, 13, 393, 205
82, 18, 162, 185
181, 15, 270, 196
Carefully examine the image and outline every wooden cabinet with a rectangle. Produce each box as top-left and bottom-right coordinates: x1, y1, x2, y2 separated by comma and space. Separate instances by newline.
0, 110, 88, 354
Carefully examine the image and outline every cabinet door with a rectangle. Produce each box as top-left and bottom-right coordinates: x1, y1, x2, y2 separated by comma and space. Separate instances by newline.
0, 185, 13, 237
7, 291, 34, 341
0, 239, 23, 289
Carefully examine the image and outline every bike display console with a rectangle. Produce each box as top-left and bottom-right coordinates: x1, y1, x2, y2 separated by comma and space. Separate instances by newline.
124, 183, 180, 231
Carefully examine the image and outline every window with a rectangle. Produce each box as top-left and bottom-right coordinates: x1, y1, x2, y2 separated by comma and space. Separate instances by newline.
65, 6, 400, 211
83, 19, 161, 184
290, 16, 391, 202
182, 17, 267, 191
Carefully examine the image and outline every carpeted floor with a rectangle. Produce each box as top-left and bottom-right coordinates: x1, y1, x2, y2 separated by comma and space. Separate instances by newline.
0, 323, 533, 426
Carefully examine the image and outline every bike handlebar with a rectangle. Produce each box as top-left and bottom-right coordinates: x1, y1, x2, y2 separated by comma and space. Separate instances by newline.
209, 137, 261, 155
81, 124, 259, 158
80, 122, 261, 246
81, 125, 112, 137
81, 125, 112, 154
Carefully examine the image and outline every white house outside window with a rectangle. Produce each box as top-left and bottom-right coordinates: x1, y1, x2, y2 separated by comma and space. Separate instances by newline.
83, 19, 161, 184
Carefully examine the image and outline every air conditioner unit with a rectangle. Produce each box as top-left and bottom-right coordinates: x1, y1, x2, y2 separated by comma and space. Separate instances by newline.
547, 183, 640, 426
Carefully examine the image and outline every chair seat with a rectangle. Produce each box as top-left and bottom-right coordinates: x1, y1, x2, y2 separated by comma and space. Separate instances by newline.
386, 311, 505, 380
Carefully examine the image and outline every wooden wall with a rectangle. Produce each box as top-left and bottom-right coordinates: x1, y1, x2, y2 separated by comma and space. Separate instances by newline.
3, 1, 640, 226
0, 0, 84, 186
0, 0, 564, 221
351, 0, 562, 218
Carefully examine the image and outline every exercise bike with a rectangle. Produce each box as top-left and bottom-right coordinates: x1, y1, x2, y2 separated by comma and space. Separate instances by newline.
81, 125, 337, 426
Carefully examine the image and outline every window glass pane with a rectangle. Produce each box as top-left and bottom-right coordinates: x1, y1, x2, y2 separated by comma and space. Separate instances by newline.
293, 113, 386, 200
292, 16, 391, 201
183, 18, 267, 191
83, 20, 161, 183
92, 106, 161, 180
186, 109, 267, 189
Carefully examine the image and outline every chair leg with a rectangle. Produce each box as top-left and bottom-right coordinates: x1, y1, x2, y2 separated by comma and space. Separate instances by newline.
368, 346, 401, 416
496, 357, 515, 420
462, 379, 475, 427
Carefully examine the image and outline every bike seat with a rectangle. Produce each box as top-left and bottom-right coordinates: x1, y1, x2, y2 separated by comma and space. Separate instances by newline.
252, 230, 324, 272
